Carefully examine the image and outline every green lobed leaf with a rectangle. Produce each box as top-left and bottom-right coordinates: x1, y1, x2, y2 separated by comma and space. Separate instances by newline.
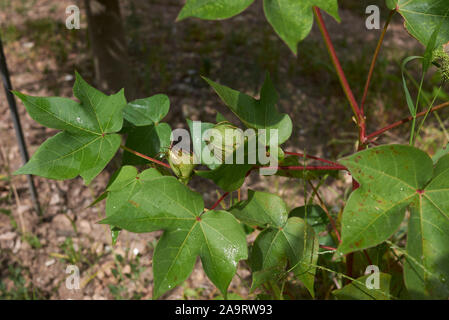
102, 176, 203, 232
177, 0, 255, 21
72, 72, 126, 133
290, 205, 335, 247
13, 72, 126, 184
236, 191, 318, 297
103, 166, 163, 243
15, 132, 121, 185
203, 74, 292, 145
392, 0, 449, 49
100, 175, 247, 299
338, 144, 449, 299
105, 166, 163, 218
405, 158, 449, 299
123, 94, 170, 127
250, 216, 318, 297
263, 0, 340, 54
152, 210, 247, 299
338, 145, 432, 254
332, 273, 392, 300
230, 190, 288, 227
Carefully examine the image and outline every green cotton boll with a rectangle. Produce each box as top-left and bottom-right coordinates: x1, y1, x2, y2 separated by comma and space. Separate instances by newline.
208, 121, 244, 163
433, 48, 449, 82
168, 148, 196, 184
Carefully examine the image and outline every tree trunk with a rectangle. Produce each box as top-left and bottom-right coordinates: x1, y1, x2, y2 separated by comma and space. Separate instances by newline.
84, 0, 135, 99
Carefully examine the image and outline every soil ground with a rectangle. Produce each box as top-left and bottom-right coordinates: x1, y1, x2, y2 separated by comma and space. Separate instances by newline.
0, 0, 447, 299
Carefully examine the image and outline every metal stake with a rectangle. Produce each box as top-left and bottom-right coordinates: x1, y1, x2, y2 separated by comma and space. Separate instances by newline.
0, 35, 41, 215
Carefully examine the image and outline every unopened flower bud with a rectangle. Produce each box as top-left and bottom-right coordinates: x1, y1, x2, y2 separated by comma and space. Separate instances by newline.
168, 147, 196, 184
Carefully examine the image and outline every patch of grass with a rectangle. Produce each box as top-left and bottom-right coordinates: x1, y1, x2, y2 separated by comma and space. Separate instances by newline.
0, 263, 43, 300
0, 208, 17, 230
108, 250, 146, 300
22, 233, 42, 249
3, 17, 84, 68
1, 24, 20, 43
59, 237, 84, 265
182, 284, 205, 300
14, 0, 37, 16
0, 0, 12, 10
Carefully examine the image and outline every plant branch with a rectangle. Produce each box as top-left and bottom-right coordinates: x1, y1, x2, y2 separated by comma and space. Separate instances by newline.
360, 9, 395, 117
209, 192, 230, 210
258, 164, 347, 171
119, 145, 171, 169
277, 165, 347, 171
313, 7, 363, 132
284, 150, 341, 167
314, 7, 369, 282
308, 181, 341, 243
366, 102, 449, 141
320, 245, 337, 251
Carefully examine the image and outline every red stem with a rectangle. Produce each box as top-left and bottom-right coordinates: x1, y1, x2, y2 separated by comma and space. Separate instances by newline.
284, 150, 341, 167
209, 169, 253, 210
360, 9, 395, 117
276, 165, 347, 171
120, 145, 171, 169
363, 250, 373, 266
320, 245, 337, 251
209, 192, 230, 210
365, 102, 449, 142
313, 7, 364, 139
